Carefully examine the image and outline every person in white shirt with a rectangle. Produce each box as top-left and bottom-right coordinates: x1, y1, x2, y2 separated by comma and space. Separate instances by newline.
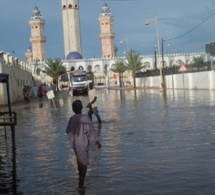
32, 85, 38, 97
87, 82, 102, 124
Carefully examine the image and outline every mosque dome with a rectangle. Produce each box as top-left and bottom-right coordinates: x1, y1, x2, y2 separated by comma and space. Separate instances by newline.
66, 51, 83, 60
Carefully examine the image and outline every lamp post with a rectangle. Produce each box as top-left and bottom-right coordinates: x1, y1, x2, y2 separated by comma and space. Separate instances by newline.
210, 56, 214, 70
120, 38, 129, 53
145, 16, 165, 91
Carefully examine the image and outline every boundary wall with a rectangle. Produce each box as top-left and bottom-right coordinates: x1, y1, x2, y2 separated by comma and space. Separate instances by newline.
0, 52, 41, 105
136, 71, 215, 90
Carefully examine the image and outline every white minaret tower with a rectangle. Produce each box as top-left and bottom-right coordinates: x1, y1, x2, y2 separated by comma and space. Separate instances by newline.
61, 0, 82, 58
98, 3, 115, 58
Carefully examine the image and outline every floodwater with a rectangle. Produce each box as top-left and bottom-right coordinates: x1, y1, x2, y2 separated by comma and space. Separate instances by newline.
1, 88, 215, 195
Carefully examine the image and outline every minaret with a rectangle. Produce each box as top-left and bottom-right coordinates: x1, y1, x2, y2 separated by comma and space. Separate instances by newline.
25, 46, 33, 64
61, 0, 82, 58
26, 5, 46, 63
98, 3, 115, 58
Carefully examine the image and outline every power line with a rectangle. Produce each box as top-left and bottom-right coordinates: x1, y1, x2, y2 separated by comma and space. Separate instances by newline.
166, 10, 215, 42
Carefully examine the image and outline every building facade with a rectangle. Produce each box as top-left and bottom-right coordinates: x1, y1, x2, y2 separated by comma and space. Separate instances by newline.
62, 52, 205, 86
61, 0, 82, 58
0, 52, 42, 105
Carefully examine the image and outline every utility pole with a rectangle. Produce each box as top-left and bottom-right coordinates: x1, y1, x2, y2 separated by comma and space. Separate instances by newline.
161, 38, 166, 91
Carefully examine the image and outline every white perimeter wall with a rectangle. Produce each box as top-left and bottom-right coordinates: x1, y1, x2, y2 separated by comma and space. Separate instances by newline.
136, 71, 215, 90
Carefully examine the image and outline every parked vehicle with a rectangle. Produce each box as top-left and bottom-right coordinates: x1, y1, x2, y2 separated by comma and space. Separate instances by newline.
70, 70, 88, 94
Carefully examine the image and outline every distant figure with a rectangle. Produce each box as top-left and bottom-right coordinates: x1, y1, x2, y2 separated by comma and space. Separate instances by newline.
41, 84, 46, 96
87, 82, 102, 124
32, 85, 38, 97
66, 100, 101, 191
22, 85, 30, 102
38, 84, 43, 98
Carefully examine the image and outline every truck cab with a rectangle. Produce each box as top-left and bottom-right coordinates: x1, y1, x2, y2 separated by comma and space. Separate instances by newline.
70, 70, 88, 94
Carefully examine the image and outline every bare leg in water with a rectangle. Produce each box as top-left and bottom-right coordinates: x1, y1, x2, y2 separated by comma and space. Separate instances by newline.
77, 161, 87, 191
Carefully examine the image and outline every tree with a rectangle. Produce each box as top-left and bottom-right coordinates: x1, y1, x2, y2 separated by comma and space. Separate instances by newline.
111, 59, 126, 87
191, 56, 205, 71
125, 51, 148, 88
43, 58, 67, 91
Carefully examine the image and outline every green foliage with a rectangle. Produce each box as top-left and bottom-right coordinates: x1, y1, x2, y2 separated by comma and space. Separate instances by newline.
191, 55, 206, 71
125, 51, 148, 88
111, 59, 127, 87
192, 55, 205, 65
43, 58, 66, 81
111, 59, 126, 74
43, 58, 67, 91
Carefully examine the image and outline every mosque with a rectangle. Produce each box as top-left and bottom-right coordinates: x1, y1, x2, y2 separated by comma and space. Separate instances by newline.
25, 0, 204, 86
0, 1, 209, 105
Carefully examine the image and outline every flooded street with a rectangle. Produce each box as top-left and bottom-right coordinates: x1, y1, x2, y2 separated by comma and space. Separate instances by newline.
1, 88, 215, 195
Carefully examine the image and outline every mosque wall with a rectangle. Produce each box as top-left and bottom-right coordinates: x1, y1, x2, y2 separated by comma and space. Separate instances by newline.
0, 52, 41, 105
136, 71, 215, 90
62, 52, 206, 86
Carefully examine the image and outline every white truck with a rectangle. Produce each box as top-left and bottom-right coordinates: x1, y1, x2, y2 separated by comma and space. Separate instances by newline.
69, 70, 88, 94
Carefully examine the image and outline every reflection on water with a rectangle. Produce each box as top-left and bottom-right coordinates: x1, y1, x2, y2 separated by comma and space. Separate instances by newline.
1, 89, 215, 194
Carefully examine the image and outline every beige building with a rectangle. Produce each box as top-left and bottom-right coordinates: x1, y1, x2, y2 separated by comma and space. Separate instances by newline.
0, 51, 42, 105
61, 0, 82, 58
98, 3, 116, 58
25, 5, 46, 64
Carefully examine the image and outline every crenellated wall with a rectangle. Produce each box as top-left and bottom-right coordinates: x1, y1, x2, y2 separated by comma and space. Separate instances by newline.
0, 51, 41, 105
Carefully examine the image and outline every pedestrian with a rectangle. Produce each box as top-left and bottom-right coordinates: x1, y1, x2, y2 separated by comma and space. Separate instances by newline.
66, 100, 101, 191
32, 85, 38, 97
87, 82, 102, 124
26, 85, 31, 97
38, 84, 43, 98
22, 85, 30, 102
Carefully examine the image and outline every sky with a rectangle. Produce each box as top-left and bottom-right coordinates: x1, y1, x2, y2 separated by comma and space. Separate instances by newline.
1, 0, 215, 62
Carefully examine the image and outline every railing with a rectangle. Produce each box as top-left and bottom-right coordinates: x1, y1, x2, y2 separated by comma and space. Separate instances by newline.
0, 112, 17, 126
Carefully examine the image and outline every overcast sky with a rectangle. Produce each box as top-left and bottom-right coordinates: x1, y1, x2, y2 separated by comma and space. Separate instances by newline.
1, 0, 215, 61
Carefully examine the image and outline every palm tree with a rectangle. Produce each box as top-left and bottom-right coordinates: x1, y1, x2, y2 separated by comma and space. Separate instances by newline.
111, 59, 126, 87
125, 51, 148, 88
43, 58, 67, 91
192, 55, 205, 71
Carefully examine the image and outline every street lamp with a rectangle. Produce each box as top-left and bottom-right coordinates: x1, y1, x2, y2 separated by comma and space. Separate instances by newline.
145, 16, 165, 91
120, 38, 129, 53
210, 56, 214, 70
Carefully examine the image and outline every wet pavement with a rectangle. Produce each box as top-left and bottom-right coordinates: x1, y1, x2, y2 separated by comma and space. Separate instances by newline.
1, 88, 215, 195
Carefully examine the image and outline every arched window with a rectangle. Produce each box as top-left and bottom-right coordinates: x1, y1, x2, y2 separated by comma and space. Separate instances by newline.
176, 60, 183, 66
95, 65, 101, 72
143, 62, 150, 70
87, 65, 92, 72
104, 64, 108, 75
62, 5, 66, 9
111, 64, 116, 69
68, 4, 72, 9
75, 4, 78, 8
162, 61, 167, 68
78, 66, 84, 70
170, 60, 174, 67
